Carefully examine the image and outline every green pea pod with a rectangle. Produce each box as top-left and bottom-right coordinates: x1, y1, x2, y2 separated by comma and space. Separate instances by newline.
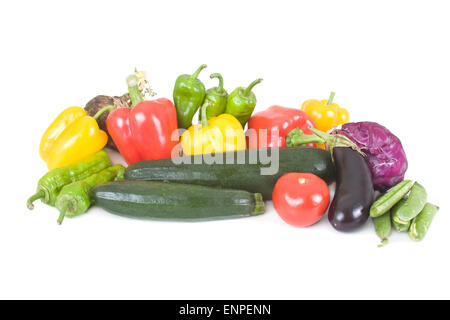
27, 150, 111, 209
370, 180, 413, 218
55, 165, 125, 224
409, 203, 439, 241
200, 73, 228, 121
393, 182, 427, 222
373, 211, 392, 247
173, 64, 207, 129
391, 198, 412, 231
392, 218, 411, 232
225, 78, 262, 127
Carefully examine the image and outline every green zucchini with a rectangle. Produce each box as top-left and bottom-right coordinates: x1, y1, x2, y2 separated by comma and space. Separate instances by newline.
92, 181, 265, 221
124, 147, 335, 199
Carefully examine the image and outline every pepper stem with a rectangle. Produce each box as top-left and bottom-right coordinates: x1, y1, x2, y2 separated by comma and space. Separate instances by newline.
200, 101, 211, 127
57, 212, 66, 225
57, 199, 76, 225
26, 190, 45, 210
327, 92, 336, 105
243, 78, 263, 96
127, 74, 144, 107
93, 105, 115, 120
210, 73, 224, 93
191, 64, 207, 79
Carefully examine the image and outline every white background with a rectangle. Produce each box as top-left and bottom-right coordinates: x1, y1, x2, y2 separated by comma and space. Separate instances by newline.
1, 0, 449, 299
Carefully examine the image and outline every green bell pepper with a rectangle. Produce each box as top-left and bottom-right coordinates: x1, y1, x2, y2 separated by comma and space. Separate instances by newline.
173, 64, 207, 129
225, 78, 262, 127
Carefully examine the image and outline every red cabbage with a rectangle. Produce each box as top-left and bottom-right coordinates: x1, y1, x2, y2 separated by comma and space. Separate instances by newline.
330, 122, 408, 192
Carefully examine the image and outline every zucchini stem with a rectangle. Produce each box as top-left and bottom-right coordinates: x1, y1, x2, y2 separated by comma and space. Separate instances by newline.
251, 193, 265, 216
26, 190, 45, 210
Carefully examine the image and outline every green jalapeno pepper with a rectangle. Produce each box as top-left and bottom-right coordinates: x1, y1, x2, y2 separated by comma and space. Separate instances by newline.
56, 165, 125, 224
373, 211, 392, 247
370, 180, 413, 218
173, 64, 207, 129
409, 203, 439, 241
201, 73, 228, 121
225, 78, 262, 127
27, 150, 111, 209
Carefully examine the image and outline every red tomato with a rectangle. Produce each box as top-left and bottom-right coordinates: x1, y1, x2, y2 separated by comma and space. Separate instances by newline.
272, 173, 330, 227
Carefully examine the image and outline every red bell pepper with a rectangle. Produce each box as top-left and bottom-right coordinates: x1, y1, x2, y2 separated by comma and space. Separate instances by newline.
107, 75, 179, 164
247, 105, 317, 148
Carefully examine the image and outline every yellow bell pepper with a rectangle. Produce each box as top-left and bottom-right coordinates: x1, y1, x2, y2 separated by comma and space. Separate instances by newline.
39, 106, 109, 170
301, 92, 349, 132
181, 101, 246, 155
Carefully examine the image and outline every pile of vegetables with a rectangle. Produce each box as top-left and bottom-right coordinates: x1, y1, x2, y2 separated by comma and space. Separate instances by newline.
27, 64, 438, 245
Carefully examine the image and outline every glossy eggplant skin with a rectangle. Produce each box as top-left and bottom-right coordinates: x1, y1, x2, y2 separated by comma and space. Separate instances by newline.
329, 147, 374, 232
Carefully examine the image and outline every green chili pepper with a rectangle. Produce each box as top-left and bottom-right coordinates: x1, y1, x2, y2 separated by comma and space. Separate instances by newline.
27, 150, 111, 210
392, 182, 427, 222
370, 180, 414, 218
225, 78, 262, 127
56, 165, 125, 224
409, 203, 439, 241
373, 211, 392, 247
200, 73, 228, 121
173, 64, 207, 129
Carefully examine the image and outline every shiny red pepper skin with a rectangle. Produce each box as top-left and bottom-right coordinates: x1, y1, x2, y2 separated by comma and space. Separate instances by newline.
247, 105, 317, 148
107, 98, 179, 164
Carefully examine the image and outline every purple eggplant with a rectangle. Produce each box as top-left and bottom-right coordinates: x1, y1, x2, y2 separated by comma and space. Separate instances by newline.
329, 147, 374, 231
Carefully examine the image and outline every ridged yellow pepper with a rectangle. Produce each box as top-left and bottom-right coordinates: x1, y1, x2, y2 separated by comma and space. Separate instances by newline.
39, 106, 109, 170
301, 92, 349, 133
181, 101, 246, 155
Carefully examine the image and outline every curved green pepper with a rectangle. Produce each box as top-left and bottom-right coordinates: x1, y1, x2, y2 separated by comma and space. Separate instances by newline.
225, 78, 262, 127
200, 73, 228, 121
173, 64, 207, 129
56, 165, 125, 224
27, 150, 111, 209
